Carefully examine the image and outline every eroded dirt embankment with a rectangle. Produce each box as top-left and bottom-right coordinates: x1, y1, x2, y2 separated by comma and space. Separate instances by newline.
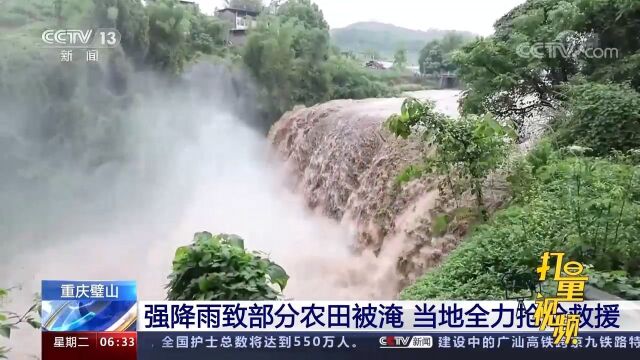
269, 91, 509, 297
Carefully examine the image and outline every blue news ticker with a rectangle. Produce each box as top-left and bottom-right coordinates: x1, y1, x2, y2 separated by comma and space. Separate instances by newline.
42, 280, 137, 301
42, 300, 137, 332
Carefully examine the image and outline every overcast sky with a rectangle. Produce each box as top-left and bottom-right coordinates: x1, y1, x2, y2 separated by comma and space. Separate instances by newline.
196, 0, 525, 35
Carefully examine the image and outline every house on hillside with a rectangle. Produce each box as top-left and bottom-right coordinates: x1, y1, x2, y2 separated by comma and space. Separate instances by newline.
215, 7, 260, 46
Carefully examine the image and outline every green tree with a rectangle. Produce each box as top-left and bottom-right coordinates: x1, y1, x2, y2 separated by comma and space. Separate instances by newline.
455, 0, 640, 123
145, 0, 194, 74
419, 40, 444, 75
554, 82, 640, 156
167, 232, 289, 300
188, 12, 228, 56
243, 16, 297, 114
243, 0, 332, 116
325, 55, 393, 99
92, 0, 226, 70
393, 48, 407, 70
419, 33, 470, 75
439, 32, 469, 54
386, 98, 515, 219
290, 26, 331, 105
276, 0, 328, 30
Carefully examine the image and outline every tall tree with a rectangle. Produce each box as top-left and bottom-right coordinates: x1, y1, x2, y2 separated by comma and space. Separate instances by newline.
453, 0, 640, 139
419, 40, 444, 75
419, 33, 471, 75
393, 48, 407, 69
276, 0, 329, 30
243, 16, 297, 114
145, 0, 193, 74
244, 0, 332, 115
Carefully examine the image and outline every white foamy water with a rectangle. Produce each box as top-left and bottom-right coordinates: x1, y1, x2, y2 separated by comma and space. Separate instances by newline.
404, 89, 462, 117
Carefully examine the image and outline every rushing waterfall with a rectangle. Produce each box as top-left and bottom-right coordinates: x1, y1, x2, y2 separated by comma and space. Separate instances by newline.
269, 90, 508, 296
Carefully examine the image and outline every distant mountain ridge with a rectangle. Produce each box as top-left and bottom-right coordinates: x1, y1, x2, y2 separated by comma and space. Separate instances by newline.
330, 22, 476, 64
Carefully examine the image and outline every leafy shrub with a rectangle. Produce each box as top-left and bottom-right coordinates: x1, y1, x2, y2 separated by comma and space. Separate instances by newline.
326, 56, 394, 99
401, 152, 640, 300
387, 98, 515, 218
167, 232, 289, 301
555, 82, 640, 156
401, 206, 557, 300
190, 16, 226, 55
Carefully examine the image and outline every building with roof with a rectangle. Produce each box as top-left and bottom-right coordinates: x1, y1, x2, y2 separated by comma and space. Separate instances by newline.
215, 7, 261, 46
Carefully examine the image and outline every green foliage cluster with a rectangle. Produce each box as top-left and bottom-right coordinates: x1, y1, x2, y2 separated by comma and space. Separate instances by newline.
554, 82, 640, 156
454, 0, 640, 130
325, 56, 394, 99
402, 150, 640, 300
393, 48, 407, 70
418, 32, 472, 75
387, 98, 515, 218
167, 232, 289, 301
145, 0, 194, 74
277, 0, 328, 30
0, 289, 41, 359
137, 0, 228, 73
242, 0, 394, 118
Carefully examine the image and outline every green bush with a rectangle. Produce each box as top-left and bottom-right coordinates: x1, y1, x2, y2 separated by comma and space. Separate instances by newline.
326, 56, 394, 99
387, 98, 515, 219
401, 205, 556, 300
554, 82, 640, 156
401, 152, 640, 300
167, 232, 289, 301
